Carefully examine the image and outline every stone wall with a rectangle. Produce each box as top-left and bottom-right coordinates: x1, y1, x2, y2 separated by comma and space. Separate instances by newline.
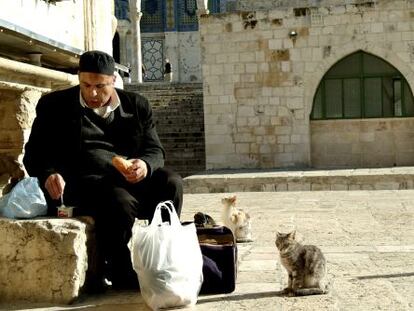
126, 83, 205, 177
238, 0, 379, 11
311, 118, 414, 168
199, 0, 414, 170
176, 32, 202, 83
0, 86, 42, 181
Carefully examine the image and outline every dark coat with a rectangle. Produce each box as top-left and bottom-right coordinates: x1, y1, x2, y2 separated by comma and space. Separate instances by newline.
23, 85, 165, 188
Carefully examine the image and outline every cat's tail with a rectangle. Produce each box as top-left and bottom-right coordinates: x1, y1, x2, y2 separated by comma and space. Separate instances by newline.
294, 287, 327, 296
236, 237, 253, 243
294, 281, 331, 296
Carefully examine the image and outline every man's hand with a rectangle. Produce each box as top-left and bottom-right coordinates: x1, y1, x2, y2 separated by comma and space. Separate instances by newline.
45, 173, 65, 200
125, 159, 148, 184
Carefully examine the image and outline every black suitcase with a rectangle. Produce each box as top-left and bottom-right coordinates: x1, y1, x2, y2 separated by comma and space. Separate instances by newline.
196, 225, 238, 294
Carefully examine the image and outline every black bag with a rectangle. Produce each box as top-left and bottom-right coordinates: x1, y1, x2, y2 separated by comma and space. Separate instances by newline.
196, 225, 238, 294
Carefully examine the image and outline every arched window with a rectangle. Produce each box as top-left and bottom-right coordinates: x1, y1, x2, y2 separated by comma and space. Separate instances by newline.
311, 51, 414, 120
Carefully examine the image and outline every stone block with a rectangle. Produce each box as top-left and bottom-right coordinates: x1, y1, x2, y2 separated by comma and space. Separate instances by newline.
311, 183, 331, 191
331, 184, 348, 190
288, 182, 311, 191
276, 183, 288, 191
0, 218, 94, 304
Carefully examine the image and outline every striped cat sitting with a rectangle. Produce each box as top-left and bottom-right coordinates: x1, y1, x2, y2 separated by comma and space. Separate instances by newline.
275, 231, 329, 296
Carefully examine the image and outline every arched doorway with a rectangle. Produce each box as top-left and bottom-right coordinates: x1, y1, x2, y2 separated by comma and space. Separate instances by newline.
310, 51, 414, 168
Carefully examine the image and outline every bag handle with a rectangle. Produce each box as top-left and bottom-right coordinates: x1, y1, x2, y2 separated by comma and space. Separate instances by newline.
150, 200, 181, 227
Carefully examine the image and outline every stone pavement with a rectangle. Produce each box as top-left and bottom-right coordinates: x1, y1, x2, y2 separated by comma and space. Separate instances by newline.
2, 189, 414, 311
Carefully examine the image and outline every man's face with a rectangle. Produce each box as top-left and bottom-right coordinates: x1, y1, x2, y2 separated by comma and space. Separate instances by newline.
79, 72, 116, 108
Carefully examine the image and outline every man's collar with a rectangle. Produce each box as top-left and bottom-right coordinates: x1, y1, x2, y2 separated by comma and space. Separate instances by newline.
79, 90, 120, 118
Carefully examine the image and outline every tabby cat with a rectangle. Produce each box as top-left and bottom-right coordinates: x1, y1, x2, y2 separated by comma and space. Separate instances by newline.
275, 231, 328, 296
221, 195, 253, 242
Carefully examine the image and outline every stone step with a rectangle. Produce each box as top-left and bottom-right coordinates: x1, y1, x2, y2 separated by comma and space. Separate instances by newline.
126, 82, 202, 90
157, 132, 204, 138
125, 83, 205, 177
153, 108, 203, 114
166, 153, 206, 161
165, 148, 205, 154
156, 127, 205, 133
183, 166, 414, 193
152, 101, 199, 107
155, 118, 204, 125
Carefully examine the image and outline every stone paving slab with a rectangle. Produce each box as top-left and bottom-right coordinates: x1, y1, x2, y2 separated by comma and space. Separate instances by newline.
1, 190, 414, 310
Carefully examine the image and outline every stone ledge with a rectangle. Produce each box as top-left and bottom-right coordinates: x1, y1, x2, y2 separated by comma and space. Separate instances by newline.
183, 167, 414, 193
0, 56, 78, 89
0, 217, 95, 304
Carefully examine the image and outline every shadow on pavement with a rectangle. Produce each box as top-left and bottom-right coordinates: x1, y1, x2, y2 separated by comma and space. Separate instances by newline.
198, 290, 285, 304
356, 272, 414, 280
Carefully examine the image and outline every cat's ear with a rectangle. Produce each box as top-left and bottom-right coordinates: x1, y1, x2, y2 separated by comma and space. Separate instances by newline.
288, 231, 296, 240
230, 195, 236, 203
276, 231, 281, 237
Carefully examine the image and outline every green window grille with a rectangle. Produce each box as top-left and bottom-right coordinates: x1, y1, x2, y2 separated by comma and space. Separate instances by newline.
311, 51, 414, 120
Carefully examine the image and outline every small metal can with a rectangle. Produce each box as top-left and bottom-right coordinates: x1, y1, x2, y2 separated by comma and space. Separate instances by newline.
57, 206, 74, 218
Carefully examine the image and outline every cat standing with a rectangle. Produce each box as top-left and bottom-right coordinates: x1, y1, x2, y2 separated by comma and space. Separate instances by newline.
275, 231, 329, 296
221, 195, 253, 242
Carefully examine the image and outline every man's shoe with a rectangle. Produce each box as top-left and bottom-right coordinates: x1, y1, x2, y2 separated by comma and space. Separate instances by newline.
84, 277, 111, 294
111, 274, 139, 291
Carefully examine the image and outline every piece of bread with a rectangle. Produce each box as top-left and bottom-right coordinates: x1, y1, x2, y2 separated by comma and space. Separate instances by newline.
112, 156, 132, 175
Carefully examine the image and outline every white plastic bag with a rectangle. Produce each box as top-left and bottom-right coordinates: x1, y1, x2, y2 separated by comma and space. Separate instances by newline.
128, 200, 203, 311
0, 177, 47, 219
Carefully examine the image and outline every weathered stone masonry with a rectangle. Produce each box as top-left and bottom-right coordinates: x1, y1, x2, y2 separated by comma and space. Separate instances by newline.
200, 0, 414, 170
0, 58, 77, 193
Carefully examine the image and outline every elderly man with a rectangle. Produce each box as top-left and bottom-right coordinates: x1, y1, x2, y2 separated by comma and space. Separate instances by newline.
23, 50, 183, 290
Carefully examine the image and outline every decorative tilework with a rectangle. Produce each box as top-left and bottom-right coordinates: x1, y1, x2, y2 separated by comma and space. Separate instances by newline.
141, 0, 164, 32
166, 0, 175, 30
144, 0, 158, 14
177, 0, 198, 31
209, 0, 221, 13
220, 0, 236, 13
114, 0, 130, 21
141, 0, 221, 33
142, 38, 164, 81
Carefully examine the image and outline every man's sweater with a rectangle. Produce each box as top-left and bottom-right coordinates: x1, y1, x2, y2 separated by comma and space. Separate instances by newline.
80, 107, 120, 176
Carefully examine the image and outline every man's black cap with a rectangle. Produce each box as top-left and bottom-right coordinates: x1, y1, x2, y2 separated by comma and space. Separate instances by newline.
79, 50, 115, 75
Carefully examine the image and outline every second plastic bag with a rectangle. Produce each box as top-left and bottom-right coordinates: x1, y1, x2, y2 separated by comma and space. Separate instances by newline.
128, 200, 203, 311
0, 177, 47, 219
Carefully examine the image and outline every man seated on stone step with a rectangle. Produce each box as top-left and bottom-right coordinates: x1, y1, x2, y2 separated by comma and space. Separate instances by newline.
23, 50, 183, 291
